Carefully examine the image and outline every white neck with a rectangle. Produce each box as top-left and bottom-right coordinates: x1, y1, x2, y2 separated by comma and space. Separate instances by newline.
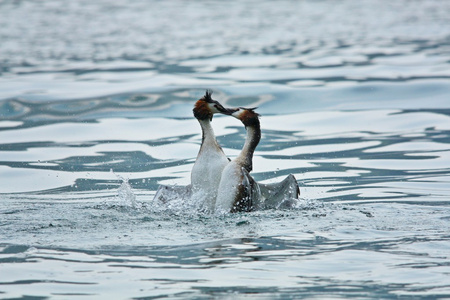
199, 119, 215, 141
191, 118, 229, 212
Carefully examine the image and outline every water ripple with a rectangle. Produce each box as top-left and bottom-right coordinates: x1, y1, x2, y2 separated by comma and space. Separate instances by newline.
1, 1, 450, 298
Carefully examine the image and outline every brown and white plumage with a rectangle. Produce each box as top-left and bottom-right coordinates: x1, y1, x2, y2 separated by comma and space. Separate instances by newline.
154, 92, 300, 213
214, 108, 262, 213
154, 90, 231, 210
190, 90, 232, 212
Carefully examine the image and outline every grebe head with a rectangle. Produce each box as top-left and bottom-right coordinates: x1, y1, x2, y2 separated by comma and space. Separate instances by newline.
193, 90, 230, 121
230, 107, 260, 127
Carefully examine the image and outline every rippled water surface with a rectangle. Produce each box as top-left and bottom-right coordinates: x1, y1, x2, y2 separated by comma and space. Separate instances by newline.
1, 0, 450, 299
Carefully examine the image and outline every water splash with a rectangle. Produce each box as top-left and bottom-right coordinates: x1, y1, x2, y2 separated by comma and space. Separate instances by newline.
111, 170, 140, 209
152, 182, 306, 217
116, 178, 138, 208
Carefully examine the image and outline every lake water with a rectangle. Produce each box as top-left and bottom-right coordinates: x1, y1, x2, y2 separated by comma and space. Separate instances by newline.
1, 0, 450, 299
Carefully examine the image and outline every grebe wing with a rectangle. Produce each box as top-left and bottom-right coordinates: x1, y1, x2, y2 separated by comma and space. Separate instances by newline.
228, 171, 301, 212
231, 168, 262, 212
259, 174, 300, 209
153, 184, 192, 204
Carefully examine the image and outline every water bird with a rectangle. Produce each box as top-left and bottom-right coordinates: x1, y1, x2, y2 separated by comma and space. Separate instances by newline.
214, 107, 301, 213
190, 90, 233, 211
153, 91, 232, 211
214, 107, 262, 213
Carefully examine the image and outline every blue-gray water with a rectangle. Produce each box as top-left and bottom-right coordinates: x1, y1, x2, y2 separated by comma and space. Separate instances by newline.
1, 0, 450, 299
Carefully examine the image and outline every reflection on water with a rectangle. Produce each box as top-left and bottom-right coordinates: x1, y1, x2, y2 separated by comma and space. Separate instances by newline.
1, 0, 450, 299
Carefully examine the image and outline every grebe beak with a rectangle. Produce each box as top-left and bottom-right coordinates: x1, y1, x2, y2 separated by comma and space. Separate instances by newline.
221, 107, 239, 115
212, 101, 235, 115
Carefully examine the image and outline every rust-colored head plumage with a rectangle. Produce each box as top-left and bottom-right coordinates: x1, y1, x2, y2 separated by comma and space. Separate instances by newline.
193, 90, 230, 121
193, 98, 212, 120
231, 107, 260, 127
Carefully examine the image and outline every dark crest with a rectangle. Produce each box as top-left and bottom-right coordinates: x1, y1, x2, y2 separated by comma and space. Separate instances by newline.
240, 106, 258, 111
241, 107, 260, 117
203, 90, 213, 102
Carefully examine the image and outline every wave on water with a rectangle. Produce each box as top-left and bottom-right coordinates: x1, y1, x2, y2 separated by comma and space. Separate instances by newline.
1, 0, 450, 298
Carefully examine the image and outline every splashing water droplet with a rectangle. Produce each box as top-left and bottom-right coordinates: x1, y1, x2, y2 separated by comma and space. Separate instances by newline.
117, 179, 137, 208
113, 172, 142, 209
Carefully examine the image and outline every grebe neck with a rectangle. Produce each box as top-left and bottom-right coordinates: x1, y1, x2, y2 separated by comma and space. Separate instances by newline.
198, 119, 216, 144
237, 123, 261, 172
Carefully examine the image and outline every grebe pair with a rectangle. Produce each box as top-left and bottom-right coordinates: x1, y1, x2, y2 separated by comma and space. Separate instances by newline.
154, 90, 300, 213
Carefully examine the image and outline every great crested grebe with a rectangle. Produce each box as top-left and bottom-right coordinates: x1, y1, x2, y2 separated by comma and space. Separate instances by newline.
214, 107, 262, 213
153, 90, 230, 208
190, 90, 232, 212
